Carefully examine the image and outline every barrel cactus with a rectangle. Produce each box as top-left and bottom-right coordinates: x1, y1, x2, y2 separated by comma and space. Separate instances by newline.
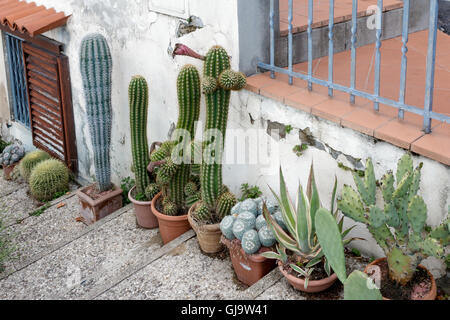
337, 154, 449, 285
242, 230, 261, 255
129, 76, 150, 197
150, 65, 201, 215
80, 33, 113, 192
29, 159, 69, 202
20, 150, 51, 181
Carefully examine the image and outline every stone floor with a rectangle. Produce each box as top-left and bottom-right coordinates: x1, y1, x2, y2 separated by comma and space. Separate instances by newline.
0, 170, 445, 300
0, 170, 364, 300
246, 29, 450, 165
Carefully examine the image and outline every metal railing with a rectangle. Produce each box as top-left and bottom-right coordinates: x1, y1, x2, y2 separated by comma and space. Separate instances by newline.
5, 33, 30, 128
257, 0, 450, 134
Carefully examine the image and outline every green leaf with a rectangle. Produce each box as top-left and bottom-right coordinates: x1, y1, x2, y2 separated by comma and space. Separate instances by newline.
260, 251, 282, 260
315, 208, 347, 284
263, 203, 299, 253
330, 176, 338, 216
306, 163, 320, 236
296, 183, 312, 253
344, 271, 382, 300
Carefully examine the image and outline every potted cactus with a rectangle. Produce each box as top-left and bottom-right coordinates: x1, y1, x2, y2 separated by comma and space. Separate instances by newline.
77, 34, 123, 225
337, 154, 449, 300
174, 44, 246, 253
0, 143, 25, 180
127, 75, 159, 229
147, 64, 201, 244
261, 165, 359, 293
220, 197, 278, 286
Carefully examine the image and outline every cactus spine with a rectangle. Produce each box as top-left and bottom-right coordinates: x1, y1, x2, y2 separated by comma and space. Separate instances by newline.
20, 150, 51, 181
80, 34, 113, 192
197, 46, 245, 221
129, 76, 150, 196
337, 154, 448, 285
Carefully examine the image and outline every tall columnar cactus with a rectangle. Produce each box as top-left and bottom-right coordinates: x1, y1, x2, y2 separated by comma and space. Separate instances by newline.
150, 65, 201, 215
129, 76, 150, 196
80, 33, 113, 192
337, 154, 449, 285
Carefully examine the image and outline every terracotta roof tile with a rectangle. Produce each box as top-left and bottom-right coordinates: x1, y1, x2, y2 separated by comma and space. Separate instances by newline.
0, 0, 69, 36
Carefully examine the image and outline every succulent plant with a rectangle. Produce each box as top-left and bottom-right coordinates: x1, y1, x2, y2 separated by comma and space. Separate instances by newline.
150, 65, 201, 215
80, 33, 113, 192
19, 150, 51, 181
261, 164, 358, 289
175, 45, 246, 223
129, 75, 151, 197
0, 143, 25, 167
29, 159, 69, 202
242, 229, 261, 255
337, 154, 449, 285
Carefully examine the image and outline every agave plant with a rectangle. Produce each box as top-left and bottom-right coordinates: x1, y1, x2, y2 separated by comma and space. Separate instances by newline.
261, 164, 360, 289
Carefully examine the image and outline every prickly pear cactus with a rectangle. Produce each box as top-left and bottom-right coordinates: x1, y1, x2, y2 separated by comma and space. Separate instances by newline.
337, 154, 449, 285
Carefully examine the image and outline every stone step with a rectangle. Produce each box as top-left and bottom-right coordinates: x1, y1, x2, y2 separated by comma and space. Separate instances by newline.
96, 236, 249, 300
0, 205, 163, 299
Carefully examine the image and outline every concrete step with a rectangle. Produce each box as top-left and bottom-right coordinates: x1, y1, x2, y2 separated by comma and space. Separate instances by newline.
275, 0, 429, 67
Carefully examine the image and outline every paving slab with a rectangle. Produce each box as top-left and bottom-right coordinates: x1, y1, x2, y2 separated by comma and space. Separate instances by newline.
0, 208, 158, 299
97, 237, 249, 300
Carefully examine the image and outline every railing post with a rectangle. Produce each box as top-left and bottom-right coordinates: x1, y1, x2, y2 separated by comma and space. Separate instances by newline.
423, 0, 438, 134
328, 0, 334, 97
350, 0, 357, 104
373, 0, 383, 111
398, 0, 410, 120
307, 0, 313, 91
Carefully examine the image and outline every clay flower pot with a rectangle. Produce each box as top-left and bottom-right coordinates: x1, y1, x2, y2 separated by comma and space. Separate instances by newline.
187, 202, 222, 254
364, 257, 437, 300
152, 192, 191, 244
3, 163, 17, 180
278, 261, 338, 293
222, 236, 276, 286
77, 184, 123, 225
128, 186, 158, 229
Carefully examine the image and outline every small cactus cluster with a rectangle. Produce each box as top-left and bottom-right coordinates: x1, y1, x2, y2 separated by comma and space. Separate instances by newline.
0, 143, 25, 167
338, 154, 449, 285
149, 65, 201, 215
19, 150, 51, 181
129, 76, 151, 198
80, 33, 113, 192
220, 197, 278, 254
29, 159, 69, 202
191, 46, 246, 223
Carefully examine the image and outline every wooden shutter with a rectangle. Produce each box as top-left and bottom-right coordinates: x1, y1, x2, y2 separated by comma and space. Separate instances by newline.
22, 41, 77, 171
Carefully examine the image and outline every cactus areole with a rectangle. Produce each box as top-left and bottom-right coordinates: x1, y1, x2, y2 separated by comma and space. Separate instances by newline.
337, 154, 449, 285
80, 33, 113, 192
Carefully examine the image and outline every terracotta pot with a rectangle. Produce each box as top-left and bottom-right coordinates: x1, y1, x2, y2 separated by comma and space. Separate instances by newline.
187, 202, 223, 254
364, 257, 437, 300
77, 184, 123, 225
152, 192, 191, 244
3, 163, 17, 180
129, 186, 158, 229
278, 260, 338, 293
222, 236, 276, 286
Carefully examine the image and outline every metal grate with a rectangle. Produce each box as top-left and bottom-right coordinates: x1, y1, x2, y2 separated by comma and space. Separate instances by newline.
5, 33, 30, 127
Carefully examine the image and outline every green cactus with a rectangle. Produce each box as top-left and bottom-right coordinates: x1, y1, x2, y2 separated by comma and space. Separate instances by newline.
144, 183, 160, 201
191, 46, 246, 223
216, 192, 237, 220
129, 76, 150, 197
194, 201, 210, 221
337, 154, 449, 285
29, 159, 69, 202
20, 150, 51, 181
151, 65, 201, 215
80, 33, 113, 192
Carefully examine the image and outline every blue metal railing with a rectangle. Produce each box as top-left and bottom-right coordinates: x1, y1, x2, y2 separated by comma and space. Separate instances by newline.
258, 0, 450, 134
5, 33, 30, 128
